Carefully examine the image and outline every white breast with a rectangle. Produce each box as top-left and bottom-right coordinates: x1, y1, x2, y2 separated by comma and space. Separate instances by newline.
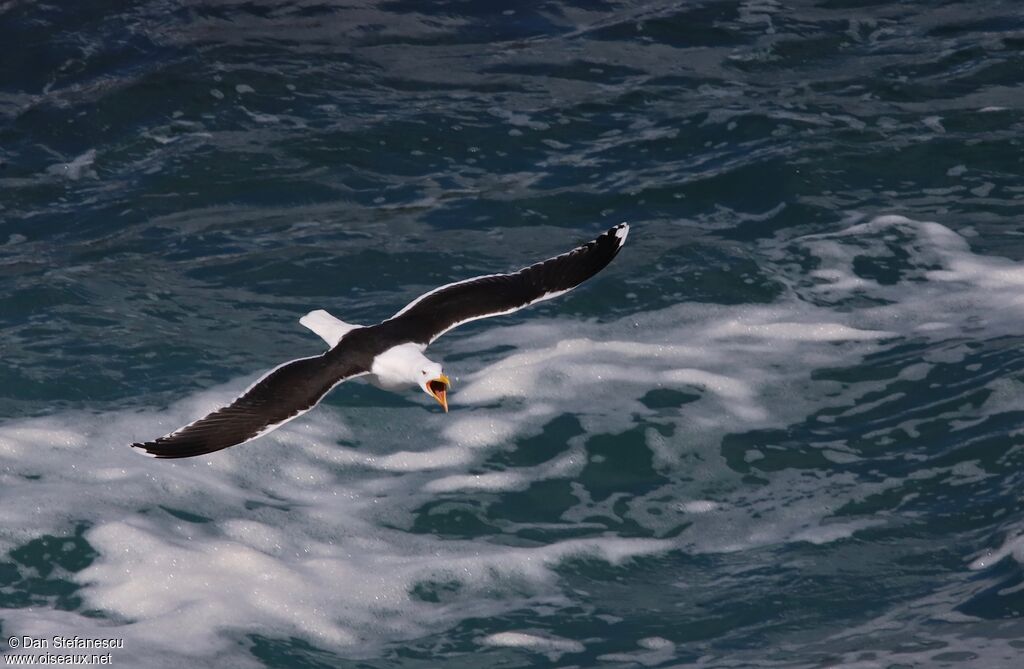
369, 343, 431, 389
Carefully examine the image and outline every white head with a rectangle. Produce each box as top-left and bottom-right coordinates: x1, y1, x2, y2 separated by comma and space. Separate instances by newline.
370, 343, 452, 412
418, 361, 450, 412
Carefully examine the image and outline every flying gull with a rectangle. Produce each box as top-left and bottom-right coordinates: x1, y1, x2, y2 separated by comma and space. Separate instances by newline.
131, 223, 629, 458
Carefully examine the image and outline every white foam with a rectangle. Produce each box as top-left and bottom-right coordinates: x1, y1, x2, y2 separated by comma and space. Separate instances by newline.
680, 500, 720, 514
46, 149, 97, 180
425, 449, 582, 493
0, 390, 674, 659
442, 415, 517, 448
598, 636, 676, 666
377, 445, 474, 471
705, 319, 894, 341
481, 631, 584, 659
792, 519, 882, 545
426, 471, 522, 493
6, 215, 1024, 660
968, 533, 1024, 570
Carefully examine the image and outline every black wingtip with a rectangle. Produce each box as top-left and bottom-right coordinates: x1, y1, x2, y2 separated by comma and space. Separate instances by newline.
130, 441, 170, 459
602, 222, 629, 253
130, 439, 214, 459
594, 222, 629, 262
611, 222, 629, 245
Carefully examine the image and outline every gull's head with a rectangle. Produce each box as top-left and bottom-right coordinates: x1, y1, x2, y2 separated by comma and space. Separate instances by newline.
419, 362, 450, 413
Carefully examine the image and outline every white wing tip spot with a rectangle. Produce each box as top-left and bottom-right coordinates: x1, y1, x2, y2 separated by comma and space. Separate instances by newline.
615, 222, 629, 244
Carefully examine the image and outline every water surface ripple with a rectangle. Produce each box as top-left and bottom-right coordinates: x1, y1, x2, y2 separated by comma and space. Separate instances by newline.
2, 1, 1024, 667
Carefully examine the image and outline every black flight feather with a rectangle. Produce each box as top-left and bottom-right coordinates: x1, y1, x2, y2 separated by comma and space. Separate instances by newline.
131, 223, 628, 458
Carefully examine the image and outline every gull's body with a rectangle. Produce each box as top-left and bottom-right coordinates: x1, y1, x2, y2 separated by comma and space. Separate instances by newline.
132, 223, 629, 458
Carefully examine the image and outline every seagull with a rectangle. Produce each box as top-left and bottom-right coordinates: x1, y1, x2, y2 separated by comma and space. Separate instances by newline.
131, 223, 629, 458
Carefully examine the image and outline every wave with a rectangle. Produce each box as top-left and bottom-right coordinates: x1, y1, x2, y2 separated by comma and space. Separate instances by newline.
3, 216, 1024, 664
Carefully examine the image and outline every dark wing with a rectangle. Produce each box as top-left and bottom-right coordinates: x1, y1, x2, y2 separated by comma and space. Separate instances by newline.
388, 223, 629, 345
131, 353, 366, 459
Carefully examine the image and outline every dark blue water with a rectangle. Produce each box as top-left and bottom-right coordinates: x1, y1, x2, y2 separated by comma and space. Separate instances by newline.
3, 1, 1024, 666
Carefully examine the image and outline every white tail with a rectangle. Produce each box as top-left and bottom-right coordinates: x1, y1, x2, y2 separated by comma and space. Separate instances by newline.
299, 309, 360, 347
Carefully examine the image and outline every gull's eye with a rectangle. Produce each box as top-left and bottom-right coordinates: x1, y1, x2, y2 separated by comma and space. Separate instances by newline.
421, 370, 427, 375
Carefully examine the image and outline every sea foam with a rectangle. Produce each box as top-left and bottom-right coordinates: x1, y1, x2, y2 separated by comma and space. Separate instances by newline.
3, 216, 1024, 661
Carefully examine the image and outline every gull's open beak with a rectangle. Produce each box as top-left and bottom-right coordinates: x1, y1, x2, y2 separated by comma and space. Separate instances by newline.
427, 375, 450, 413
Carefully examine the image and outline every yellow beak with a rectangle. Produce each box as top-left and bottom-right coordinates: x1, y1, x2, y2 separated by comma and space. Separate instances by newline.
427, 375, 450, 413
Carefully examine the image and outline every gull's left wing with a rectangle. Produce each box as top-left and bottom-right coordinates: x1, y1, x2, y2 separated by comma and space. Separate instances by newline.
388, 223, 628, 345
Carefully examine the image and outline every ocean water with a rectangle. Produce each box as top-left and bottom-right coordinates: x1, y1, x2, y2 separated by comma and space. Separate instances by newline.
2, 0, 1024, 666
